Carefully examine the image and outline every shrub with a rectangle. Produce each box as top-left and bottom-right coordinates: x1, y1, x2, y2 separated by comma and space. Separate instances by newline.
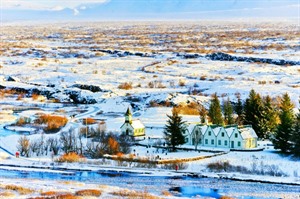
36, 114, 68, 132
178, 79, 186, 87
75, 189, 102, 196
111, 190, 161, 199
118, 82, 133, 90
5, 185, 34, 195
173, 102, 200, 115
0, 191, 15, 197
17, 94, 24, 100
200, 75, 207, 80
32, 93, 39, 100
56, 152, 85, 163
207, 161, 231, 172
16, 117, 31, 126
82, 118, 96, 125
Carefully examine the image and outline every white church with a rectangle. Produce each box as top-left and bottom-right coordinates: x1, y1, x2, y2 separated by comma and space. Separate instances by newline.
120, 107, 145, 137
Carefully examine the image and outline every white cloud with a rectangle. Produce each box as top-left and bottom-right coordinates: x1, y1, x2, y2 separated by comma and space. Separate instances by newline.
73, 8, 80, 16
1, 0, 109, 10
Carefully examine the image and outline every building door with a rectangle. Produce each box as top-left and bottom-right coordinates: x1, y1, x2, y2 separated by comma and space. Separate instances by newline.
231, 141, 234, 148
126, 129, 129, 135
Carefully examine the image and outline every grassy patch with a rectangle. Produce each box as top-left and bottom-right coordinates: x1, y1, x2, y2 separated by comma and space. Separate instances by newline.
111, 189, 162, 199
4, 184, 34, 195
75, 189, 102, 196
56, 152, 85, 163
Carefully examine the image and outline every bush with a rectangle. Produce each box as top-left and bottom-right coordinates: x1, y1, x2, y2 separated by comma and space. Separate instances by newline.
36, 114, 68, 132
16, 117, 31, 126
56, 152, 85, 163
82, 118, 96, 125
178, 79, 186, 87
111, 190, 160, 199
118, 82, 133, 90
75, 189, 102, 196
5, 185, 34, 195
173, 102, 200, 115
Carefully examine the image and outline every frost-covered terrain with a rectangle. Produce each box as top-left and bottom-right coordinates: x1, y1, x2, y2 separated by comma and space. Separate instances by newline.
0, 21, 299, 198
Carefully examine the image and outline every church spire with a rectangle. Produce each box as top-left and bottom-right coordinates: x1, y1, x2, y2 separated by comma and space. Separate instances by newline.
125, 107, 132, 124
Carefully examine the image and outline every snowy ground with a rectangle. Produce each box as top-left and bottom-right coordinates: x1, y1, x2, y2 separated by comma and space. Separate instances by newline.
0, 21, 299, 198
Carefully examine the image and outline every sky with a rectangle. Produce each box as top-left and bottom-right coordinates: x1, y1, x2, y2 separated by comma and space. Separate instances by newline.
0, 0, 299, 22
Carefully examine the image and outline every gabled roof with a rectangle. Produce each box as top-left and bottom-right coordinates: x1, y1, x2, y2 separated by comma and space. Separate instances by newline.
225, 126, 238, 138
131, 119, 145, 129
194, 124, 208, 134
239, 126, 258, 139
212, 126, 222, 136
214, 126, 228, 137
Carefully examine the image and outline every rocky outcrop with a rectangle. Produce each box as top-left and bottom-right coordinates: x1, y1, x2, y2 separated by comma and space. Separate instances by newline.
72, 84, 104, 93
206, 52, 300, 66
0, 85, 98, 104
64, 90, 97, 104
90, 48, 155, 58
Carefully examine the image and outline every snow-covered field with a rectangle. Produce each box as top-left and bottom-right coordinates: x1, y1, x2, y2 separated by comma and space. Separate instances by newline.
0, 21, 299, 198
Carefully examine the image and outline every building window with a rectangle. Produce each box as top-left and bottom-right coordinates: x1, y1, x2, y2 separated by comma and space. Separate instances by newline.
235, 133, 238, 138
208, 131, 211, 136
211, 139, 214, 145
205, 139, 208, 144
218, 140, 221, 145
225, 140, 228, 146
221, 132, 224, 137
238, 141, 241, 147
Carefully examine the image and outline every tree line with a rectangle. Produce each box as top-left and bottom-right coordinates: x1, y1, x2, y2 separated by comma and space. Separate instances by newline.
164, 89, 299, 156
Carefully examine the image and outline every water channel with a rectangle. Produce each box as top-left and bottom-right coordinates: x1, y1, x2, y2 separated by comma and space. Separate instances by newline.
0, 168, 299, 198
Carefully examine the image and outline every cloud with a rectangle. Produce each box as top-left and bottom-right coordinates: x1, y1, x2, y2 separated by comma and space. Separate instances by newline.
73, 8, 80, 16
1, 0, 109, 10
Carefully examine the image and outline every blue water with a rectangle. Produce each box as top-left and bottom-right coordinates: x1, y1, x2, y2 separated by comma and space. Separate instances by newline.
0, 168, 298, 198
0, 125, 18, 137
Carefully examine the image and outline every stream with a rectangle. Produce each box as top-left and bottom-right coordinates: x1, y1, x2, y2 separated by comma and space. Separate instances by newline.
0, 168, 299, 198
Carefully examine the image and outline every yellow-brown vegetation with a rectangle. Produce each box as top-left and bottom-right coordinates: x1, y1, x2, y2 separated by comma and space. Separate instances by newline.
36, 114, 68, 132
4, 185, 34, 195
82, 117, 96, 125
56, 152, 85, 163
118, 82, 133, 90
111, 189, 162, 199
173, 102, 200, 115
75, 189, 102, 196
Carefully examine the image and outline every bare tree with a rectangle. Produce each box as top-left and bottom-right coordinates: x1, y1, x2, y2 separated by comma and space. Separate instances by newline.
193, 130, 202, 150
60, 128, 77, 153
47, 137, 60, 155
17, 136, 30, 157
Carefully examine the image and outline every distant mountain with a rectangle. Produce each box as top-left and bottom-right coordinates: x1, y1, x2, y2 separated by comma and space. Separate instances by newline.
2, 0, 299, 22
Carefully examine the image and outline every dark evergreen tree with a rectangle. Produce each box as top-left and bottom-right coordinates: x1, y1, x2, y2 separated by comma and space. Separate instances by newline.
164, 109, 186, 151
208, 93, 224, 125
223, 97, 234, 125
272, 93, 295, 153
234, 96, 244, 125
258, 95, 278, 139
291, 104, 300, 156
244, 89, 263, 138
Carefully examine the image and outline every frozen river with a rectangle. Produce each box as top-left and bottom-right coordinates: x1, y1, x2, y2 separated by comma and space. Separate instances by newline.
0, 168, 299, 198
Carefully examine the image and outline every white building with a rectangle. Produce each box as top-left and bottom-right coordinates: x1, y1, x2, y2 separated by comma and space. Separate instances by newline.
187, 124, 258, 150
120, 107, 145, 137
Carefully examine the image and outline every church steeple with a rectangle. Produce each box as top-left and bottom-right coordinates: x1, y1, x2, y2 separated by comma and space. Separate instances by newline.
125, 107, 132, 124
